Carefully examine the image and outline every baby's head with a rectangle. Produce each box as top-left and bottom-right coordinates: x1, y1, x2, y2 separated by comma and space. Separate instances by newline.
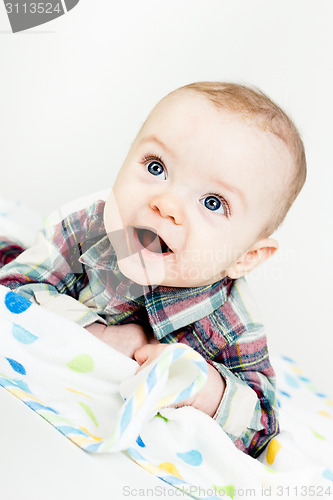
105, 82, 306, 288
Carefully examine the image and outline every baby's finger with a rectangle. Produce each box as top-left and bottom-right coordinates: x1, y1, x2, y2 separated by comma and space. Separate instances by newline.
133, 344, 152, 365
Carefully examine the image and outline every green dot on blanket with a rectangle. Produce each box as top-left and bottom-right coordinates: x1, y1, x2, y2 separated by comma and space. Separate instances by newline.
66, 354, 94, 373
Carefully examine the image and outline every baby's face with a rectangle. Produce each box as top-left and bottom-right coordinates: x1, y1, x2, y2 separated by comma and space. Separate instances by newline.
105, 91, 291, 287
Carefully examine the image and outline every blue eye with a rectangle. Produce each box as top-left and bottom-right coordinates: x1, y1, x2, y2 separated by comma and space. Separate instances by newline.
200, 195, 229, 216
147, 161, 166, 179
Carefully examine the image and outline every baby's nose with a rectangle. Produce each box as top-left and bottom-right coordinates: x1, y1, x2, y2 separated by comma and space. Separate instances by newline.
149, 194, 184, 225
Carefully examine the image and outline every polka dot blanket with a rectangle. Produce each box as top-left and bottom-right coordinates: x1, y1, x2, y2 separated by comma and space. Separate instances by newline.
0, 284, 332, 499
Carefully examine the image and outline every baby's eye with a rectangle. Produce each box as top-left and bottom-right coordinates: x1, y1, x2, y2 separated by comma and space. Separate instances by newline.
146, 160, 166, 180
200, 195, 230, 216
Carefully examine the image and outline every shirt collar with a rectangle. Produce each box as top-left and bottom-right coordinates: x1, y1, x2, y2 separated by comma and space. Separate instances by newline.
143, 278, 231, 339
78, 200, 232, 339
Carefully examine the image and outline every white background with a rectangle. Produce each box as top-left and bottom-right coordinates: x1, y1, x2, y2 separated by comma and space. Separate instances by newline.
0, 0, 332, 395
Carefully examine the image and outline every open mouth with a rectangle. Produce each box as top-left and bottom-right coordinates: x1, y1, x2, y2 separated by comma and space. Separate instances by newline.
133, 227, 173, 255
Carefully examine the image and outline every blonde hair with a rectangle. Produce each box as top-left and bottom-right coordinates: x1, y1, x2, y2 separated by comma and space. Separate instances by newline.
169, 81, 307, 238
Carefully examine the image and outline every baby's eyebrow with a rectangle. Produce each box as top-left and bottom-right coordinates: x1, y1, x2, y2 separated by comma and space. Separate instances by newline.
214, 178, 247, 209
139, 135, 176, 158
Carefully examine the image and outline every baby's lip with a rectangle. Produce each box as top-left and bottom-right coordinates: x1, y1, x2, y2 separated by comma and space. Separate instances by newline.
131, 226, 174, 254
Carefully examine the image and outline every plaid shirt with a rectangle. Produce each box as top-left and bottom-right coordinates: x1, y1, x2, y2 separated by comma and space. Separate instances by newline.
0, 200, 279, 457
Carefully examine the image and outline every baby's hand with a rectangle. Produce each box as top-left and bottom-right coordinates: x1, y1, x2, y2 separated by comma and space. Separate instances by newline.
85, 322, 158, 359
134, 342, 168, 366
134, 344, 225, 418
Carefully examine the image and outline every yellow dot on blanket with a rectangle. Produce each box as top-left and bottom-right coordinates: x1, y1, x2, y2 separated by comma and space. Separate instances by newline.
155, 394, 176, 410
291, 366, 303, 375
327, 400, 333, 407
141, 463, 164, 476
158, 462, 182, 478
70, 435, 97, 448
184, 349, 202, 360
78, 426, 103, 441
135, 381, 146, 409
319, 411, 332, 418
266, 438, 282, 465
66, 387, 93, 399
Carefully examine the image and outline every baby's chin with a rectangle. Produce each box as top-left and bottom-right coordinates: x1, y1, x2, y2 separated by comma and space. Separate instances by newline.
117, 262, 218, 290
116, 249, 228, 289
116, 254, 167, 288
116, 256, 187, 288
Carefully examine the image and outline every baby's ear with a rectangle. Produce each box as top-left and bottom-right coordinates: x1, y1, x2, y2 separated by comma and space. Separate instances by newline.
226, 238, 278, 279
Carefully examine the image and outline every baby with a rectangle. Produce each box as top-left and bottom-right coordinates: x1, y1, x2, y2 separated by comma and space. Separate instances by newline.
0, 82, 306, 458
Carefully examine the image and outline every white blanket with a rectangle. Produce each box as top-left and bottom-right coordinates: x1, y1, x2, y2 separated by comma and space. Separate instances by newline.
0, 197, 332, 499
0, 284, 332, 500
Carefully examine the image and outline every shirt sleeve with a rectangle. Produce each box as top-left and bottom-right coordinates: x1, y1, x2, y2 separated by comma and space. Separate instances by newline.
209, 324, 279, 458
0, 206, 106, 328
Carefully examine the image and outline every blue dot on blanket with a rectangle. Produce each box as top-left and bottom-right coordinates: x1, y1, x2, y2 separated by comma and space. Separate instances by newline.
26, 401, 58, 413
282, 356, 295, 363
278, 390, 291, 398
285, 373, 300, 388
177, 449, 203, 466
120, 398, 133, 434
299, 376, 311, 383
5, 291, 32, 314
12, 323, 38, 344
323, 469, 333, 482
315, 392, 327, 398
85, 443, 102, 453
6, 357, 26, 375
57, 426, 88, 436
176, 382, 194, 404
13, 378, 31, 393
146, 365, 157, 391
136, 435, 145, 447
127, 447, 146, 462
196, 360, 208, 375
172, 347, 185, 362
157, 475, 186, 486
